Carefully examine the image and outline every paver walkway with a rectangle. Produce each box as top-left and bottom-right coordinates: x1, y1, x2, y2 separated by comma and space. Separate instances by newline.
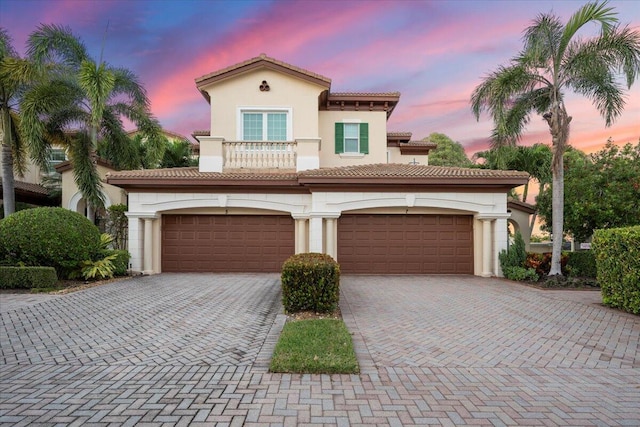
1, 274, 639, 426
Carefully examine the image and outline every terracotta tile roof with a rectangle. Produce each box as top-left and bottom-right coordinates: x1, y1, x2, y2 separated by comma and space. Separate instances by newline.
298, 164, 529, 179
507, 197, 537, 214
127, 129, 188, 141
330, 92, 401, 97
192, 130, 210, 137
106, 167, 298, 180
106, 164, 528, 189
405, 140, 437, 147
12, 180, 50, 195
387, 131, 413, 138
195, 53, 331, 86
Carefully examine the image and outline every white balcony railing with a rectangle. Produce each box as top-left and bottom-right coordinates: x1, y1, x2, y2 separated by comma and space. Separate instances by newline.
223, 141, 296, 169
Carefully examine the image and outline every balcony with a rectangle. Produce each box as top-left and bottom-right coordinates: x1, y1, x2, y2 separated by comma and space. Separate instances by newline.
197, 136, 320, 173
223, 141, 296, 169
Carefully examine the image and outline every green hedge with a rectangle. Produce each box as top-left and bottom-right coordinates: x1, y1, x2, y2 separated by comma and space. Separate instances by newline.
592, 226, 640, 314
565, 251, 597, 278
102, 249, 130, 276
281, 253, 340, 313
0, 266, 58, 289
0, 207, 101, 279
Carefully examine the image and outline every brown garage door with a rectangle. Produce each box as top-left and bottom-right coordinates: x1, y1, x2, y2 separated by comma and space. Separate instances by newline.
162, 215, 294, 272
338, 214, 473, 274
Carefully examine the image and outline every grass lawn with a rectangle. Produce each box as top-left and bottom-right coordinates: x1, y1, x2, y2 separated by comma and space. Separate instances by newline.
270, 318, 359, 374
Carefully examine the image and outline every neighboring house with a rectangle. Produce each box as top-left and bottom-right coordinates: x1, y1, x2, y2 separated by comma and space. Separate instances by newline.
55, 157, 126, 223
106, 54, 529, 276
0, 146, 63, 213
506, 198, 537, 251
55, 129, 194, 223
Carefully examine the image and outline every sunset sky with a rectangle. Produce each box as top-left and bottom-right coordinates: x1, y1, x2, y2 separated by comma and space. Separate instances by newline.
2, 0, 639, 157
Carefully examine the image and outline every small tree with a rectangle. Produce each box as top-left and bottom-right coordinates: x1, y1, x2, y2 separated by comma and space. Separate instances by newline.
499, 232, 539, 281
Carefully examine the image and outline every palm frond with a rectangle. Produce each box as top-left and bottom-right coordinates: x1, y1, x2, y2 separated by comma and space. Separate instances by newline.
0, 28, 18, 60
521, 13, 563, 70
78, 60, 115, 128
559, 1, 618, 60
67, 130, 105, 209
27, 24, 89, 68
111, 67, 149, 108
8, 111, 27, 177
19, 78, 82, 171
494, 86, 554, 146
562, 27, 640, 125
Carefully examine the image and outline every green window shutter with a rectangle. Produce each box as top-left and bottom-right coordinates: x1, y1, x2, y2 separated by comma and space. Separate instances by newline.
335, 123, 344, 154
359, 123, 369, 154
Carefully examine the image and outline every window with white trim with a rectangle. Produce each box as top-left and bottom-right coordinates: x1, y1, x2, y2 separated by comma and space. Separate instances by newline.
241, 111, 288, 141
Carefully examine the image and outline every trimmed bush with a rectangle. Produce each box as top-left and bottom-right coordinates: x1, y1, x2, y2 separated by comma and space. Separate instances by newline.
0, 207, 101, 279
281, 253, 340, 313
592, 226, 640, 315
502, 266, 539, 282
0, 266, 57, 289
565, 251, 597, 278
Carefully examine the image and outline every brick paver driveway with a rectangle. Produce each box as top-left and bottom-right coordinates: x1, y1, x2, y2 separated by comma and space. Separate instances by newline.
1, 274, 639, 426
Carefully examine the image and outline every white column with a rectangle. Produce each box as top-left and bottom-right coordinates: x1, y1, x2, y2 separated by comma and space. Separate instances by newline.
481, 218, 493, 277
308, 216, 324, 253
143, 218, 154, 275
126, 216, 142, 272
295, 218, 307, 254
325, 218, 337, 260
494, 217, 508, 276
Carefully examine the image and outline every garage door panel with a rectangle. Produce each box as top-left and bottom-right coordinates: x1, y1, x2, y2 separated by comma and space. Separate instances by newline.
162, 215, 294, 272
338, 214, 473, 274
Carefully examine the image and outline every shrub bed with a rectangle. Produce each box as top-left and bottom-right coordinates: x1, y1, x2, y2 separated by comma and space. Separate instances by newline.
281, 253, 340, 313
0, 207, 101, 279
592, 226, 640, 314
565, 251, 597, 278
0, 266, 57, 289
525, 252, 568, 277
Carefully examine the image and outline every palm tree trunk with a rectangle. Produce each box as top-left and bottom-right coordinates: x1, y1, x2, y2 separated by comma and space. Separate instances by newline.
549, 154, 564, 275
1, 106, 16, 217
544, 105, 571, 276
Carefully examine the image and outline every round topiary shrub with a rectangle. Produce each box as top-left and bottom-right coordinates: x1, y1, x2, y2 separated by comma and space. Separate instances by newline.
0, 207, 101, 278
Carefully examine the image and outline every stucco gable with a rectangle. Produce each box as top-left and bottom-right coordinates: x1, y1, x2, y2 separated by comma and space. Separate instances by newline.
195, 53, 331, 102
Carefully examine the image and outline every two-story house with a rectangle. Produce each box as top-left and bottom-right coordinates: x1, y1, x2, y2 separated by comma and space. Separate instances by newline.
106, 54, 528, 276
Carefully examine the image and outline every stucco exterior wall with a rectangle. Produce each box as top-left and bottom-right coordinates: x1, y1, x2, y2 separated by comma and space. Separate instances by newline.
201, 69, 326, 140
125, 190, 511, 277
387, 147, 430, 165
60, 163, 127, 213
318, 110, 388, 167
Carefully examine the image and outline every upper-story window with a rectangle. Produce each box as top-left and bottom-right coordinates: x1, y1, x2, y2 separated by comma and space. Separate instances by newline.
335, 122, 369, 154
239, 108, 292, 141
46, 148, 66, 174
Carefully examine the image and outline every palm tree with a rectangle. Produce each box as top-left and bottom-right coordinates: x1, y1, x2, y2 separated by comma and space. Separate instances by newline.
160, 139, 198, 168
0, 29, 39, 217
20, 24, 163, 219
471, 1, 640, 275
474, 144, 551, 203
